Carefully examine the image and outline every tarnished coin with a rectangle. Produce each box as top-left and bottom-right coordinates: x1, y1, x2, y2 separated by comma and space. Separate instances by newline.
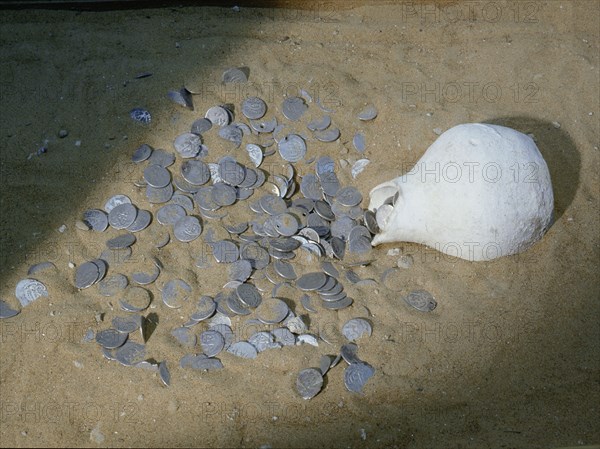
108, 203, 138, 229
353, 132, 366, 153
190, 356, 224, 371
340, 342, 361, 364
222, 67, 248, 83
336, 186, 363, 207
347, 235, 372, 255
115, 341, 147, 366
159, 361, 170, 386
282, 96, 308, 121
296, 272, 328, 291
227, 341, 257, 359
260, 194, 287, 215
75, 261, 100, 289
274, 213, 299, 237
211, 183, 237, 207
316, 156, 335, 175
212, 240, 239, 263
363, 209, 379, 234
15, 278, 48, 307
273, 259, 297, 280
174, 132, 201, 158
256, 298, 289, 324
106, 233, 136, 249
246, 144, 263, 168
342, 318, 373, 341
167, 87, 193, 109
318, 171, 341, 196
226, 291, 252, 316
269, 237, 301, 252
127, 209, 152, 232
248, 331, 274, 352
250, 117, 277, 133
404, 290, 437, 312
357, 105, 378, 121
181, 160, 210, 185
144, 164, 171, 188
171, 327, 197, 347
120, 287, 152, 312
112, 315, 142, 334
321, 296, 353, 310
272, 327, 296, 346
96, 328, 128, 349
104, 194, 132, 213
211, 323, 234, 348
131, 264, 160, 285
307, 115, 331, 132
242, 96, 267, 120
218, 159, 246, 186
319, 355, 333, 375
83, 209, 109, 232
205, 105, 231, 126
157, 204, 186, 225
148, 149, 176, 168
27, 261, 56, 276
235, 283, 262, 308
190, 296, 217, 322
146, 183, 174, 204
300, 294, 318, 313
130, 107, 151, 124
191, 117, 213, 135
344, 362, 375, 393
174, 216, 202, 242
314, 127, 340, 142
0, 300, 20, 319
218, 125, 243, 147
278, 134, 306, 162
296, 368, 323, 400
162, 279, 192, 308
228, 259, 252, 282
132, 143, 153, 163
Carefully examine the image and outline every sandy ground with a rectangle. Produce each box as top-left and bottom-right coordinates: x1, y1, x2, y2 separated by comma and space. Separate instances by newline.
0, 1, 599, 448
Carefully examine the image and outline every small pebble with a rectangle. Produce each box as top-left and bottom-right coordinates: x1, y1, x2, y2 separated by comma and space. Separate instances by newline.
552, 121, 561, 129
397, 254, 414, 269
433, 128, 442, 135
58, 129, 68, 138
75, 220, 91, 231
75, 140, 81, 146
68, 262, 75, 269
58, 224, 67, 233
387, 248, 400, 256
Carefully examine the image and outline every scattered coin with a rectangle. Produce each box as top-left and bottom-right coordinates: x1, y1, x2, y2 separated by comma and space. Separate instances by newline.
159, 361, 171, 386
108, 203, 138, 229
0, 300, 20, 319
106, 233, 136, 249
115, 341, 147, 366
296, 368, 323, 400
235, 283, 262, 308
242, 96, 267, 119
162, 279, 192, 308
112, 315, 142, 334
174, 216, 202, 242
282, 97, 308, 121
344, 362, 375, 393
296, 272, 328, 291
167, 87, 193, 109
278, 134, 306, 162
255, 298, 289, 324
75, 261, 100, 289
222, 67, 248, 83
404, 290, 437, 312
96, 328, 128, 349
27, 261, 57, 276
132, 144, 153, 163
83, 209, 109, 232
181, 160, 211, 185
342, 318, 373, 341
227, 341, 258, 359
120, 287, 152, 312
127, 209, 152, 232
104, 195, 132, 213
357, 105, 378, 121
246, 144, 263, 168
174, 132, 201, 158
171, 327, 197, 347
15, 278, 48, 307
205, 106, 231, 126
144, 164, 171, 188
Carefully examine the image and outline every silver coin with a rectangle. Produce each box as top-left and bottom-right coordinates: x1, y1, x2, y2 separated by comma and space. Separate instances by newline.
349, 225, 370, 242
15, 278, 48, 307
112, 315, 142, 334
212, 240, 239, 263
282, 96, 308, 121
181, 160, 211, 186
120, 287, 152, 312
131, 264, 160, 285
74, 262, 99, 289
227, 259, 252, 283
132, 143, 153, 163
272, 213, 298, 237
194, 186, 219, 211
189, 296, 216, 322
170, 193, 195, 212
296, 272, 328, 291
314, 127, 340, 142
218, 125, 243, 147
342, 318, 372, 341
227, 341, 257, 359
222, 67, 248, 83
180, 353, 206, 368
363, 209, 379, 234
340, 342, 361, 364
199, 330, 225, 357
248, 331, 274, 352
404, 290, 437, 312
27, 261, 56, 276
319, 355, 333, 375
115, 341, 147, 366
272, 259, 297, 280
99, 247, 132, 266
314, 200, 335, 221
162, 279, 192, 308
104, 194, 132, 213
171, 326, 197, 347
240, 243, 270, 270
307, 115, 331, 131
315, 156, 335, 175
167, 87, 193, 109
318, 172, 341, 196
272, 327, 296, 346
300, 294, 318, 313
154, 231, 170, 248
191, 117, 213, 135
211, 323, 234, 348
269, 237, 301, 252
205, 105, 231, 126
0, 300, 20, 319
316, 275, 338, 292
174, 216, 202, 242
225, 222, 249, 235
344, 362, 375, 393
211, 183, 237, 206
127, 209, 152, 232
357, 105, 378, 121
278, 134, 306, 162
96, 328, 128, 349
159, 361, 171, 386
157, 204, 186, 225
322, 296, 353, 310
255, 298, 290, 324
148, 149, 176, 168
348, 235, 372, 255
296, 368, 323, 400
83, 209, 109, 232
235, 283, 262, 308
226, 292, 252, 316
344, 270, 361, 284
146, 183, 174, 203
353, 132, 366, 153
259, 194, 287, 216
297, 334, 319, 346
242, 96, 267, 119
191, 356, 224, 371
321, 261, 339, 278
250, 117, 277, 133
108, 203, 138, 229
106, 233, 136, 249
336, 186, 363, 207
245, 144, 263, 168
174, 132, 201, 158
144, 164, 171, 188
218, 159, 245, 186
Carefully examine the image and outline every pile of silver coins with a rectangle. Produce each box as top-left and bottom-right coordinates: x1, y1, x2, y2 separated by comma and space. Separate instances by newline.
0, 68, 437, 399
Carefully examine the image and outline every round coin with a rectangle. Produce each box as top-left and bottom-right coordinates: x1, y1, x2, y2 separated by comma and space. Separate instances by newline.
108, 203, 138, 229
342, 318, 373, 341
120, 287, 152, 312
104, 195, 132, 213
296, 272, 328, 291
83, 209, 109, 232
199, 330, 225, 357
174, 132, 201, 158
205, 105, 231, 126
162, 279, 192, 308
181, 160, 210, 185
278, 134, 306, 163
227, 341, 257, 359
255, 298, 289, 324
344, 362, 375, 393
96, 328, 128, 349
235, 283, 262, 308
174, 216, 202, 242
127, 209, 152, 232
106, 233, 136, 249
282, 96, 308, 121
296, 368, 323, 400
115, 341, 146, 366
0, 300, 20, 319
191, 117, 213, 135
404, 290, 437, 312
75, 261, 100, 289
15, 278, 48, 307
143, 164, 171, 188
242, 96, 267, 120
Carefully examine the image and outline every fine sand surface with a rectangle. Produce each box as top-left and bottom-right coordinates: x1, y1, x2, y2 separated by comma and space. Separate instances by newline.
0, 2, 598, 448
